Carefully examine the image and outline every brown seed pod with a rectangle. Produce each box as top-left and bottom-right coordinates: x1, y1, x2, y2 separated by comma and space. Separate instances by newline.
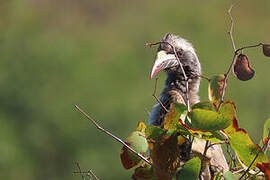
233, 54, 255, 81
263, 44, 270, 57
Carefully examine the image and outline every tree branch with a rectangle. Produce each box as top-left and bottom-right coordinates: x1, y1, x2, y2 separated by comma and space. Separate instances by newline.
228, 4, 237, 52
75, 162, 85, 180
73, 170, 100, 180
216, 5, 263, 111
152, 77, 169, 113
74, 105, 152, 166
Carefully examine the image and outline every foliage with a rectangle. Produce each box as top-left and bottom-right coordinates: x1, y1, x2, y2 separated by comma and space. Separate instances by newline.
120, 43, 270, 179
120, 81, 270, 179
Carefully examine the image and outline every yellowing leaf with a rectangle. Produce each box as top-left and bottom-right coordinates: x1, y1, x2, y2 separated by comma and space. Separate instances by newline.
177, 135, 186, 145
208, 74, 226, 106
164, 103, 187, 130
136, 121, 147, 133
224, 118, 270, 175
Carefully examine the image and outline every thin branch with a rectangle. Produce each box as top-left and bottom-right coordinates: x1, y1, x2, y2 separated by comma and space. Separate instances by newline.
226, 143, 237, 169
73, 169, 100, 180
172, 44, 191, 112
152, 77, 169, 113
75, 162, 85, 180
232, 168, 244, 174
75, 105, 174, 178
235, 43, 263, 55
216, 5, 263, 111
191, 73, 211, 82
228, 4, 237, 52
202, 140, 210, 158
199, 140, 210, 176
239, 152, 260, 179
146, 41, 191, 112
74, 105, 152, 166
88, 170, 99, 180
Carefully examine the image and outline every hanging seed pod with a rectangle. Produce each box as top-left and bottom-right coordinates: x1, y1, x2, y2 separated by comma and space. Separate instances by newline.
263, 44, 270, 57
233, 54, 255, 81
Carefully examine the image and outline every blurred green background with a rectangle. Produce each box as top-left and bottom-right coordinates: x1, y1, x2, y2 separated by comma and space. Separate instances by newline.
0, 0, 269, 179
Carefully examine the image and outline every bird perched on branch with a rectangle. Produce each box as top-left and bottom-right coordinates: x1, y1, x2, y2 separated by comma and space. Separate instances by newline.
148, 33, 228, 179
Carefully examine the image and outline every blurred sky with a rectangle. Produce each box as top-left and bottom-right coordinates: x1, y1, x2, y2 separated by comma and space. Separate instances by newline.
0, 0, 270, 179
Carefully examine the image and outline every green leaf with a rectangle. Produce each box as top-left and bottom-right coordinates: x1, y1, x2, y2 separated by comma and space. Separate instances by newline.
189, 101, 235, 131
208, 74, 226, 106
164, 103, 187, 131
192, 101, 215, 111
120, 123, 148, 169
223, 171, 237, 180
175, 157, 201, 180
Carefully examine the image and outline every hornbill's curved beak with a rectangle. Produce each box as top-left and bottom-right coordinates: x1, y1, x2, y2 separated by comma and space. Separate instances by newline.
150, 50, 179, 79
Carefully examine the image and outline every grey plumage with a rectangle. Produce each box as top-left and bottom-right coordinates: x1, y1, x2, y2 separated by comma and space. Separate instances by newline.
149, 33, 201, 126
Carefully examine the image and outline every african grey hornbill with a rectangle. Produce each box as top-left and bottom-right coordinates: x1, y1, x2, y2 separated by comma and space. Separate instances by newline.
148, 33, 229, 179
149, 33, 201, 126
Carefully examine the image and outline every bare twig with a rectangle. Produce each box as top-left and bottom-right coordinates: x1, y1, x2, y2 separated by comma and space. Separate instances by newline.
73, 169, 100, 180
216, 6, 263, 111
200, 140, 210, 175
75, 105, 173, 178
172, 44, 191, 112
202, 140, 210, 158
191, 73, 211, 82
75, 162, 86, 180
216, 4, 237, 111
88, 169, 99, 180
74, 105, 152, 166
232, 168, 244, 174
152, 77, 169, 113
228, 4, 237, 52
146, 41, 191, 112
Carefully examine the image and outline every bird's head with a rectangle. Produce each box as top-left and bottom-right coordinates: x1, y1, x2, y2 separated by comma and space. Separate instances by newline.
150, 33, 201, 79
